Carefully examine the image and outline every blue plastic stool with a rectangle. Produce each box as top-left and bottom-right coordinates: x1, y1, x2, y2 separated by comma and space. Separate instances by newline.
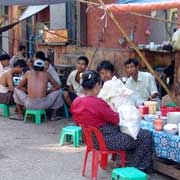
0, 104, 9, 117
24, 109, 47, 125
111, 167, 147, 180
59, 126, 82, 147
61, 90, 70, 118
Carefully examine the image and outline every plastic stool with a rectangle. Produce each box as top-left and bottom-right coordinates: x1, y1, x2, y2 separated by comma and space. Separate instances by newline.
24, 109, 47, 125
63, 102, 70, 118
59, 126, 82, 147
62, 90, 70, 118
10, 104, 16, 108
111, 167, 147, 180
0, 104, 9, 117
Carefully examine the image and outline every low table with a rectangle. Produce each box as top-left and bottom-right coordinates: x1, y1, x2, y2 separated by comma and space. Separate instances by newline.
141, 120, 180, 179
141, 120, 180, 163
54, 64, 75, 78
54, 64, 75, 87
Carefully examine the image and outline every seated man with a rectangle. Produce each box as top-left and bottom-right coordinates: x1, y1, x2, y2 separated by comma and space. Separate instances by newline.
124, 58, 159, 107
0, 54, 11, 76
13, 59, 64, 120
0, 59, 27, 105
10, 45, 27, 67
63, 56, 89, 106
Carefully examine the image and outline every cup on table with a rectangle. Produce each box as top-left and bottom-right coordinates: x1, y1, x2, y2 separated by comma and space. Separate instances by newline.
149, 42, 155, 50
144, 101, 157, 114
138, 105, 149, 117
154, 118, 163, 131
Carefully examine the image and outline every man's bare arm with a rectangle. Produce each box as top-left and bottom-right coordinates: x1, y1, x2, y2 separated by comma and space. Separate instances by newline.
17, 72, 28, 92
68, 85, 74, 92
7, 73, 14, 92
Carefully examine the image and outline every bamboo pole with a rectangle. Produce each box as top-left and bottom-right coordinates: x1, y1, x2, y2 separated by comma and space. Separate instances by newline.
97, 0, 179, 105
88, 47, 98, 69
129, 11, 180, 26
79, 0, 99, 6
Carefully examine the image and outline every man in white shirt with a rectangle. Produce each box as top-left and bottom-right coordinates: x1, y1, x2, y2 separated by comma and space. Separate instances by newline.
64, 56, 89, 106
0, 54, 10, 76
124, 58, 159, 107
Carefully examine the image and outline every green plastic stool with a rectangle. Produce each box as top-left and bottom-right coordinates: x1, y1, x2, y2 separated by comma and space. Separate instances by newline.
111, 167, 147, 180
24, 109, 47, 125
10, 104, 16, 108
0, 104, 9, 117
63, 102, 70, 118
59, 126, 82, 147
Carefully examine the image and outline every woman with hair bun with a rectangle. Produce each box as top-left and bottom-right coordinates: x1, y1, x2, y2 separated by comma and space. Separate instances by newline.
70, 70, 153, 172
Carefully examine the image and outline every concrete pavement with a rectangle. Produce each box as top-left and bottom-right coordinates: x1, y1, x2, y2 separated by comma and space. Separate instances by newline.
0, 114, 174, 180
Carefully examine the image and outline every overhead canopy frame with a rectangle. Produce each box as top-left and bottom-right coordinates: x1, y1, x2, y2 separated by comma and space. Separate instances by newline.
108, 0, 180, 12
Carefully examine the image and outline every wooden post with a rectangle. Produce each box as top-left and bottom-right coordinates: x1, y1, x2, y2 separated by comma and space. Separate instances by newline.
97, 0, 179, 105
76, 0, 81, 46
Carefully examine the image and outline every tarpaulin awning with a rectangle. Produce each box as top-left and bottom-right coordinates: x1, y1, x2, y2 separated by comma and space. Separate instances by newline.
0, 0, 69, 6
19, 5, 48, 21
108, 0, 180, 12
0, 5, 48, 33
115, 0, 177, 3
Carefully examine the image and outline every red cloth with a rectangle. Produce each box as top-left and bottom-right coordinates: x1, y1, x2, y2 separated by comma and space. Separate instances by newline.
70, 96, 119, 128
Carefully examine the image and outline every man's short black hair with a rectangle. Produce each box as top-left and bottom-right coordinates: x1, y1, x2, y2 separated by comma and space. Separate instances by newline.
44, 57, 50, 62
0, 54, 10, 61
35, 51, 46, 61
124, 58, 139, 66
77, 56, 89, 66
97, 60, 115, 73
19, 45, 26, 51
13, 59, 27, 68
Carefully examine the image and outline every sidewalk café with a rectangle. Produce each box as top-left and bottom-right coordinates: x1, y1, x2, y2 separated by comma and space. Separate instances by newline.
0, 0, 180, 180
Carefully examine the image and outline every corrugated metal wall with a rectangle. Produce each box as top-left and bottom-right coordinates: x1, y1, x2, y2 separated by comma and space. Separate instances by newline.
66, 1, 76, 44
149, 10, 177, 43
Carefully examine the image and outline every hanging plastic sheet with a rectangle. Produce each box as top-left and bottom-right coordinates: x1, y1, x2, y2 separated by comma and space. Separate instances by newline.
0, 5, 48, 33
108, 0, 180, 12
